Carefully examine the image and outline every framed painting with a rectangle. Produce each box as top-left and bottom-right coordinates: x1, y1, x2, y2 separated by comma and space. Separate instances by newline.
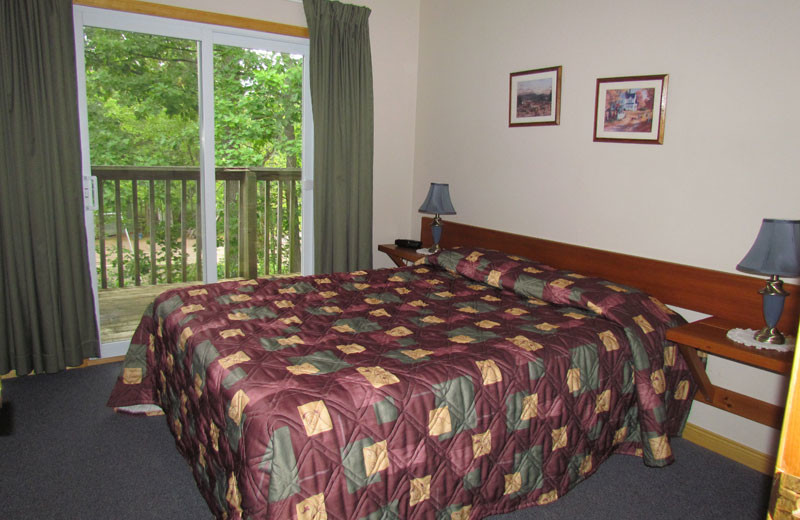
593, 74, 668, 144
509, 66, 562, 127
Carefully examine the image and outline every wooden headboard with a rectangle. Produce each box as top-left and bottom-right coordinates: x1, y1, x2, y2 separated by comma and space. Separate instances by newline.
419, 217, 800, 333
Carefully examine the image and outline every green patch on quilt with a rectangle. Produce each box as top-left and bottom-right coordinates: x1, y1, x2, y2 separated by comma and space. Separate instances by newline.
587, 420, 604, 441
340, 437, 382, 493
178, 314, 197, 327
306, 306, 345, 316
567, 452, 588, 488
518, 323, 559, 336
513, 274, 546, 300
429, 250, 464, 273
364, 292, 403, 304
258, 426, 301, 503
651, 403, 667, 424
505, 391, 532, 431
225, 413, 244, 453
156, 293, 184, 321
446, 326, 498, 343
432, 376, 477, 440
222, 367, 248, 389
436, 504, 471, 520
570, 343, 599, 394
237, 285, 255, 293
332, 317, 382, 334
528, 358, 545, 380
386, 270, 418, 282
624, 327, 651, 371
282, 281, 316, 294
510, 444, 544, 498
231, 306, 278, 320
288, 350, 351, 375
383, 349, 429, 364
373, 396, 398, 424
463, 467, 482, 490
454, 300, 496, 313
192, 340, 221, 391
359, 500, 399, 520
621, 362, 635, 394
123, 342, 148, 377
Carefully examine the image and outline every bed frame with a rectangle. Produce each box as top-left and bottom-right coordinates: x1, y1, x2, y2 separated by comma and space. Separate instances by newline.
420, 217, 800, 333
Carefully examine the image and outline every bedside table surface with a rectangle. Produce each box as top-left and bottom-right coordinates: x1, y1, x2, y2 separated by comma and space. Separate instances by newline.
378, 244, 426, 266
666, 316, 792, 375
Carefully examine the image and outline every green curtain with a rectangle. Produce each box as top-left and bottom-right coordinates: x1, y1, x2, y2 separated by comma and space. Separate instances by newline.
303, 0, 374, 274
0, 0, 100, 375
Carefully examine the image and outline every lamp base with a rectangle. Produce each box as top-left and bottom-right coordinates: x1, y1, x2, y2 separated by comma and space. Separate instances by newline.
753, 326, 785, 345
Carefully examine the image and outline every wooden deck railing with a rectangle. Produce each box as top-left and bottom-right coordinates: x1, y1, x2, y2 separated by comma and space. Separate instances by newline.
92, 166, 301, 289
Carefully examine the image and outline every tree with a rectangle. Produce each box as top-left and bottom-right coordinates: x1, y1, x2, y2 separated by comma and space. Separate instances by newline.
83, 28, 304, 286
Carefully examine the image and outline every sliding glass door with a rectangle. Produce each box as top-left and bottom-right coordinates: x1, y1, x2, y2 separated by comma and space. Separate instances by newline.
73, 7, 313, 356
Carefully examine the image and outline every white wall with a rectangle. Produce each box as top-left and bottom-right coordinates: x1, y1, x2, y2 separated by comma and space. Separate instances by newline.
152, 0, 421, 269
413, 0, 800, 455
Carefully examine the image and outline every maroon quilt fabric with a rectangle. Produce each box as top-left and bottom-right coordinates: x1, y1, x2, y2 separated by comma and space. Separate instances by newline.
107, 247, 695, 520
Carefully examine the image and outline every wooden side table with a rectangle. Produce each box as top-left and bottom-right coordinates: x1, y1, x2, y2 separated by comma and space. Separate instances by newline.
378, 244, 426, 267
667, 316, 793, 429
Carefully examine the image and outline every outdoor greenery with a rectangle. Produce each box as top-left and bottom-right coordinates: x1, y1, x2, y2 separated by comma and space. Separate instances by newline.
84, 27, 303, 287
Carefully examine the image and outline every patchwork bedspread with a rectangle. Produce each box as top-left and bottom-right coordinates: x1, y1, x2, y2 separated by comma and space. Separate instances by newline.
108, 247, 695, 519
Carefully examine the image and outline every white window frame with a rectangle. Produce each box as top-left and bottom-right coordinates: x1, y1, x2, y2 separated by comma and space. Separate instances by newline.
73, 6, 313, 356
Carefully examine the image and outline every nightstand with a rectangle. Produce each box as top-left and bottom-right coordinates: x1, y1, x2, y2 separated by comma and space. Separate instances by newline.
378, 244, 426, 267
666, 316, 793, 429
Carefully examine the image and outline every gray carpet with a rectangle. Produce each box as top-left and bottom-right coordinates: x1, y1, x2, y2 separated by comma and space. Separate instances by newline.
0, 363, 771, 519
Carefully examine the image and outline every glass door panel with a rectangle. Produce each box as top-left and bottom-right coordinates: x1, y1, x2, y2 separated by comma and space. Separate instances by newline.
82, 27, 202, 344
212, 45, 304, 279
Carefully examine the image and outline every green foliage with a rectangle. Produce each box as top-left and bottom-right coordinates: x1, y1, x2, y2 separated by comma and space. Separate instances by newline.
84, 28, 303, 287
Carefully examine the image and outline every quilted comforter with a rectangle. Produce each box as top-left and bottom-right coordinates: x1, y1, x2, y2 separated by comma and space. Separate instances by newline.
108, 247, 695, 519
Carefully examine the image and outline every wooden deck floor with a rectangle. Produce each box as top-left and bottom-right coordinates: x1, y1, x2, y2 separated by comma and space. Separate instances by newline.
98, 282, 199, 344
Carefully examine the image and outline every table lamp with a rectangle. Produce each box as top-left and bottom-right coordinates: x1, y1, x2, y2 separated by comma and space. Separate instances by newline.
418, 183, 456, 253
735, 218, 800, 344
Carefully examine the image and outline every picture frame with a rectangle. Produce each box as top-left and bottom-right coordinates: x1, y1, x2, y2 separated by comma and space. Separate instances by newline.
509, 66, 562, 127
593, 74, 668, 144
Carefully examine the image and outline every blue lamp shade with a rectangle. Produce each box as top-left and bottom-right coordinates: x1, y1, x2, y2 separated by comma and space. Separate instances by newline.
418, 183, 456, 215
736, 219, 800, 277
735, 218, 800, 344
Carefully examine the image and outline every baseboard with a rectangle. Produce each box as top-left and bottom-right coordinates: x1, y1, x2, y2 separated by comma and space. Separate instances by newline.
1, 355, 125, 380
683, 422, 775, 475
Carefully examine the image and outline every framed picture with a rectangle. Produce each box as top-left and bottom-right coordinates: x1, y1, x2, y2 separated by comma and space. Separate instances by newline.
509, 66, 562, 127
593, 74, 668, 144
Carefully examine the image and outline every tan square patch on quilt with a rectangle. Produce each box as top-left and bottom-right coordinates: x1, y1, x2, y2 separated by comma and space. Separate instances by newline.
472, 430, 492, 458
476, 359, 502, 385
123, 367, 142, 385
649, 434, 672, 460
409, 475, 431, 506
296, 493, 327, 520
507, 335, 543, 352
219, 351, 251, 369
598, 330, 619, 351
337, 343, 366, 355
521, 393, 538, 420
595, 389, 611, 413
551, 425, 568, 450
363, 440, 390, 477
357, 366, 400, 388
504, 472, 522, 495
228, 389, 250, 426
297, 400, 333, 437
428, 406, 452, 436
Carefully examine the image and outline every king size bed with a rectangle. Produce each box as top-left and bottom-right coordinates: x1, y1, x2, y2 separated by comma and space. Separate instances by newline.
107, 220, 716, 519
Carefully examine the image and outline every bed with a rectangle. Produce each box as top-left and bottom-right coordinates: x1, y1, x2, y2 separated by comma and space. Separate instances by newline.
108, 222, 701, 519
